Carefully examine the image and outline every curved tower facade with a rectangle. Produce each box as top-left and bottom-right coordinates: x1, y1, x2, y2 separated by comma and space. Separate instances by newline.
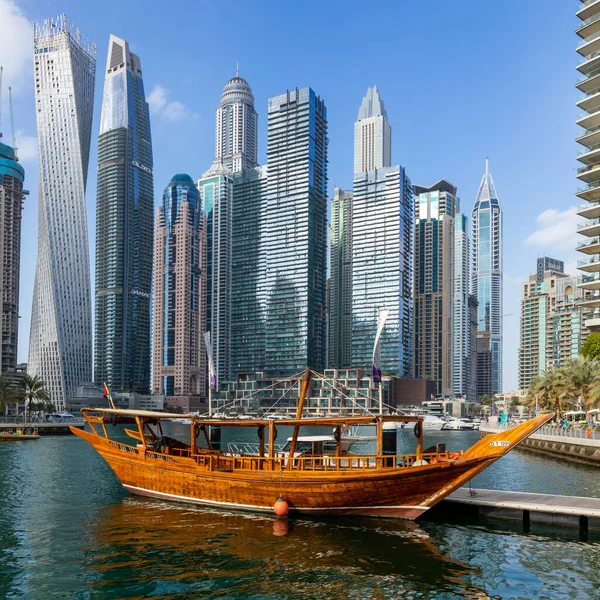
472, 158, 503, 396
95, 34, 154, 394
29, 15, 96, 409
153, 174, 205, 410
215, 70, 258, 173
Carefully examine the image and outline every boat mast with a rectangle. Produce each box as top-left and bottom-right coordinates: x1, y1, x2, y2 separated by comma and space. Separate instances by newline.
286, 368, 311, 469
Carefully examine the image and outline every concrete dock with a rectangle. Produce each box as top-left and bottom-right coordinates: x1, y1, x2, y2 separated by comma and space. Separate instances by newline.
0, 422, 84, 435
438, 487, 600, 536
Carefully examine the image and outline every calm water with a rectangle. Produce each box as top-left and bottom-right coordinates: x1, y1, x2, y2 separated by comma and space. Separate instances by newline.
1, 426, 599, 599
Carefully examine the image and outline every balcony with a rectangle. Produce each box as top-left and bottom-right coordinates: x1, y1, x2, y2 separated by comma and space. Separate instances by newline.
580, 291, 600, 309
580, 273, 600, 290
576, 87, 600, 112
578, 255, 600, 272
577, 30, 600, 57
577, 237, 600, 253
577, 141, 600, 164
577, 200, 600, 218
577, 50, 600, 76
576, 10, 600, 40
577, 107, 600, 129
576, 122, 600, 147
577, 0, 600, 24
577, 163, 600, 182
576, 181, 600, 201
577, 68, 600, 93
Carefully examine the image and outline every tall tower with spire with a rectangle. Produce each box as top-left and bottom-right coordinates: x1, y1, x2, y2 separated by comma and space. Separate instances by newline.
472, 158, 503, 397
354, 86, 391, 174
214, 67, 258, 173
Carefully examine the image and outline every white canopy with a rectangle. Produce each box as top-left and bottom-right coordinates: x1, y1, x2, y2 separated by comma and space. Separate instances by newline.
563, 410, 586, 416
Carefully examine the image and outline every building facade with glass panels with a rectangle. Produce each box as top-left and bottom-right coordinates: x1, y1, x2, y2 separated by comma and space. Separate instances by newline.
329, 187, 353, 369
351, 166, 413, 377
29, 16, 96, 409
262, 88, 328, 376
152, 174, 205, 411
412, 180, 456, 395
0, 142, 27, 377
354, 86, 391, 174
231, 166, 267, 375
472, 159, 503, 395
95, 35, 154, 394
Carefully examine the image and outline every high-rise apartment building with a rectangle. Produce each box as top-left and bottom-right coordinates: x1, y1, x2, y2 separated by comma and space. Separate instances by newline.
537, 256, 564, 283
29, 16, 96, 408
0, 142, 27, 376
215, 70, 258, 173
354, 86, 391, 174
230, 166, 267, 375
329, 187, 353, 369
262, 88, 328, 375
576, 2, 600, 332
95, 35, 153, 394
454, 212, 473, 402
412, 180, 456, 395
352, 166, 413, 376
152, 174, 206, 411
472, 158, 503, 396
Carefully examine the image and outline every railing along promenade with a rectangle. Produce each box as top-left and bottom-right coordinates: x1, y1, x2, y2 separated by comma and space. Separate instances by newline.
482, 420, 600, 440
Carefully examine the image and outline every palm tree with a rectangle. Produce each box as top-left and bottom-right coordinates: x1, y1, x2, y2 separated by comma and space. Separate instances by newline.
20, 374, 50, 422
528, 367, 569, 420
0, 375, 21, 416
561, 356, 600, 417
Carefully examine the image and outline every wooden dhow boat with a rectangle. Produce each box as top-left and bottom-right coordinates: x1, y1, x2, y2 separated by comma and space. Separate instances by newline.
72, 370, 552, 519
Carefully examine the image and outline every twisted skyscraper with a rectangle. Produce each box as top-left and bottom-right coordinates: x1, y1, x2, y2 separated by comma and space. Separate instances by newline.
29, 16, 96, 409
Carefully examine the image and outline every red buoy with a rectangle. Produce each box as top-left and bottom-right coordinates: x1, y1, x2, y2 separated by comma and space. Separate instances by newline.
274, 496, 289, 516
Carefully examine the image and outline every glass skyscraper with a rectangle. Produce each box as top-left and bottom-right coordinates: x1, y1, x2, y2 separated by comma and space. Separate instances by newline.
95, 35, 153, 393
0, 142, 27, 376
354, 86, 391, 174
29, 16, 96, 409
472, 158, 503, 396
262, 88, 328, 375
351, 166, 413, 376
412, 180, 456, 394
152, 174, 205, 410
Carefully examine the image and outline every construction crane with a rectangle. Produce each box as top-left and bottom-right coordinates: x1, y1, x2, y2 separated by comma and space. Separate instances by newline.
9, 85, 17, 160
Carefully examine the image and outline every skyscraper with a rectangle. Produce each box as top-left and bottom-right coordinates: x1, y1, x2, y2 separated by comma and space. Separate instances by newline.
152, 174, 206, 411
29, 16, 96, 409
413, 180, 456, 395
536, 256, 564, 283
95, 35, 153, 394
215, 69, 258, 173
354, 86, 391, 174
0, 141, 27, 376
351, 166, 413, 376
454, 212, 473, 402
262, 88, 328, 375
576, 1, 600, 332
472, 158, 503, 396
329, 187, 353, 369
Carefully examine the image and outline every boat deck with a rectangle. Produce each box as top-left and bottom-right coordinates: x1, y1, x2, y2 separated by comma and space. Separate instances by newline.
439, 487, 600, 535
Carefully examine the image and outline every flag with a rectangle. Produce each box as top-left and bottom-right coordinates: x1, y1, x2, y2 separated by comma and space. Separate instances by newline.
204, 331, 217, 390
103, 382, 115, 409
372, 308, 389, 384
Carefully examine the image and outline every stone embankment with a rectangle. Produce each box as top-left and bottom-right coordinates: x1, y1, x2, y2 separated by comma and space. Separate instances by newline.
480, 422, 600, 466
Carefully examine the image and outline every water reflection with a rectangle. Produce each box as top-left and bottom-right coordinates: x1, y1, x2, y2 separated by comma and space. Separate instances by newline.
82, 497, 488, 599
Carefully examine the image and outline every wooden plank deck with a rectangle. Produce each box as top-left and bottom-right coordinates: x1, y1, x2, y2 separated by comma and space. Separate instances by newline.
439, 487, 600, 535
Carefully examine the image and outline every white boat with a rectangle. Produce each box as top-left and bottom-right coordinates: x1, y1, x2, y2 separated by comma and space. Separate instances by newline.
443, 417, 475, 431
386, 411, 446, 432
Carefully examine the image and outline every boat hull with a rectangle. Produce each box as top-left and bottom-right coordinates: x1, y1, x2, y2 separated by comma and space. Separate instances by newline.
0, 435, 40, 441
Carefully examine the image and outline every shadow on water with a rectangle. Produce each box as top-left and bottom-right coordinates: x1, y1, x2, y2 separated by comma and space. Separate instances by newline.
77, 497, 492, 600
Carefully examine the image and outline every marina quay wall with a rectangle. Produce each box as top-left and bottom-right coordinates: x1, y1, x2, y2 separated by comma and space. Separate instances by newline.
480, 423, 600, 466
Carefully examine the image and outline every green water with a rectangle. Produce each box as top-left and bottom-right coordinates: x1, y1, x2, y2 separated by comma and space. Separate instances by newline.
1, 427, 599, 599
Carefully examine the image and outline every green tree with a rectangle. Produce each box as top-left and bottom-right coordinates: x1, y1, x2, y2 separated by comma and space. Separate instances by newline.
528, 367, 569, 420
0, 376, 21, 415
582, 332, 600, 361
477, 395, 493, 406
20, 374, 50, 422
561, 356, 600, 417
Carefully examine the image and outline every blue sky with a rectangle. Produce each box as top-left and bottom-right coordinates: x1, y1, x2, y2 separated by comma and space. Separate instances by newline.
1, 0, 580, 391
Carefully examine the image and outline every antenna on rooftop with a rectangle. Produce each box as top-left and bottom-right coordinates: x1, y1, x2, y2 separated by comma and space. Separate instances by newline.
9, 86, 17, 160
236, 60, 239, 77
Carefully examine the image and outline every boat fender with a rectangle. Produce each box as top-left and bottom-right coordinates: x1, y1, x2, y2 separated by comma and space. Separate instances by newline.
274, 496, 289, 516
333, 426, 342, 443
413, 422, 421, 439
449, 452, 460, 461
586, 427, 593, 439
257, 425, 265, 441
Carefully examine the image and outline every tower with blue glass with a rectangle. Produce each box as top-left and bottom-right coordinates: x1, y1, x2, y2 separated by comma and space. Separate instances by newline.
0, 141, 28, 376
152, 175, 206, 410
472, 158, 503, 396
95, 35, 154, 394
